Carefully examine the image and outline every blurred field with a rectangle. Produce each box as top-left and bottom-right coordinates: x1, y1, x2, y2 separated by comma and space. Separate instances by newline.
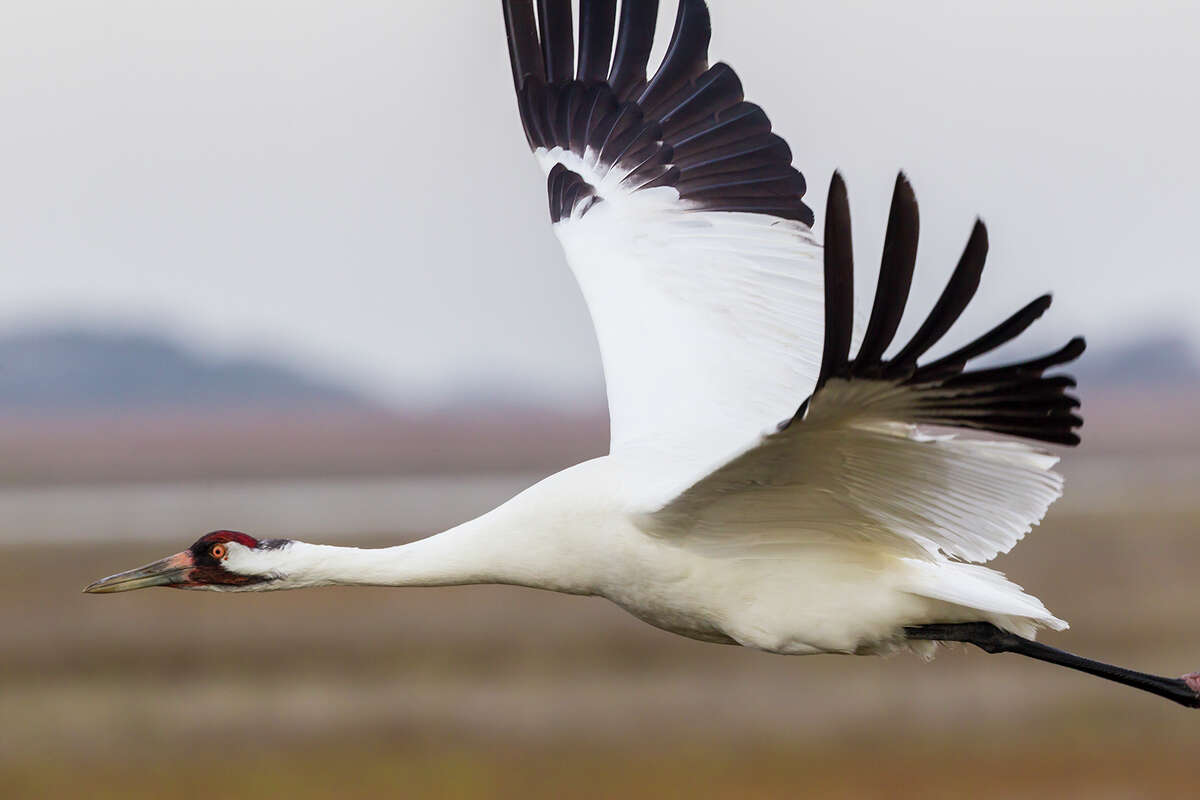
3, 453, 1200, 798
0, 409, 607, 485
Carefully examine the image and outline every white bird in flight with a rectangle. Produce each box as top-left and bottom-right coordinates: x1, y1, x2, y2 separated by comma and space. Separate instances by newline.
87, 0, 1200, 708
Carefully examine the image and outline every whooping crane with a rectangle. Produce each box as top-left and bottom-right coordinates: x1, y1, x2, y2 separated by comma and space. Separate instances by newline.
86, 0, 1200, 709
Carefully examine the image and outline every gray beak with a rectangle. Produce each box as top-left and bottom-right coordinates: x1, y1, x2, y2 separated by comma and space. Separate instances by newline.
83, 551, 194, 593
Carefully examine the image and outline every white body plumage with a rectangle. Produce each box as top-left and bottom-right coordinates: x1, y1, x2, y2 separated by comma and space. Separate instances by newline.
224, 446, 1064, 657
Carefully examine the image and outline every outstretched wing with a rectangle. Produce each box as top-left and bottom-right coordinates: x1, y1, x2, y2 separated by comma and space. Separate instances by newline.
503, 0, 823, 475
648, 174, 1085, 564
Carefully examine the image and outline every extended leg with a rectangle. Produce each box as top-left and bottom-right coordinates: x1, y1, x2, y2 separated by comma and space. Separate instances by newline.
905, 622, 1200, 708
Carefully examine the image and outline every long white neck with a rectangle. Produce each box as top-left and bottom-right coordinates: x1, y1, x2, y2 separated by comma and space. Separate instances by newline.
273, 525, 577, 591
229, 467, 608, 595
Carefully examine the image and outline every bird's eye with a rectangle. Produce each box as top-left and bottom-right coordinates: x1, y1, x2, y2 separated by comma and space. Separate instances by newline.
210, 544, 227, 560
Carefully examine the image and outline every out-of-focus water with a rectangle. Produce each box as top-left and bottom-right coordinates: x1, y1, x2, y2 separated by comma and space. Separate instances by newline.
0, 471, 547, 545
4, 453, 1200, 546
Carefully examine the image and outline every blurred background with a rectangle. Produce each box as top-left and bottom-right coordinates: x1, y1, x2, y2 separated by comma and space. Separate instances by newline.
3, 1, 1199, 797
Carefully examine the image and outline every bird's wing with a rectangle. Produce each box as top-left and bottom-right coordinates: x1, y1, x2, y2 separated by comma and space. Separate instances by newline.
503, 0, 823, 478
646, 174, 1086, 564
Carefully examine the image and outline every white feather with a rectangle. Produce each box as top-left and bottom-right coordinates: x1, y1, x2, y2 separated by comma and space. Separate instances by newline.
650, 378, 1064, 565
537, 146, 824, 500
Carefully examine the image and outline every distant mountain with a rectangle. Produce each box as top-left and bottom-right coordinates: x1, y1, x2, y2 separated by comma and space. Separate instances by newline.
1073, 333, 1200, 387
4, 323, 1199, 420
0, 326, 608, 483
0, 328, 374, 414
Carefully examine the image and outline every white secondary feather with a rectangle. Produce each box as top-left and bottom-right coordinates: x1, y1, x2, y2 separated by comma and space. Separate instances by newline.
647, 378, 1064, 565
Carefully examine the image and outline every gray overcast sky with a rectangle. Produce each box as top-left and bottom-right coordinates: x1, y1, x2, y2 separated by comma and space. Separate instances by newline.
2, 1, 1198, 408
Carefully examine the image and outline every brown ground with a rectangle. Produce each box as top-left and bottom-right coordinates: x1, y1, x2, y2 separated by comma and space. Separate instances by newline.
0, 409, 609, 486
3, 456, 1200, 798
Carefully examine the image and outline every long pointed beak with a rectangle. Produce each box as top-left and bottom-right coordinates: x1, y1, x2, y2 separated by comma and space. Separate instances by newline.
83, 551, 194, 593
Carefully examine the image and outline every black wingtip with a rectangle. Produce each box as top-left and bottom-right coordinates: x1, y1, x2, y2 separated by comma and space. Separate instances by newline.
830, 170, 849, 196
915, 293, 1056, 381
816, 170, 855, 390
506, 0, 813, 226
888, 216, 990, 372
577, 0, 618, 82
640, 0, 712, 112
941, 335, 1087, 386
971, 217, 988, 248
608, 0, 661, 101
798, 173, 1085, 448
1063, 336, 1087, 360
538, 0, 576, 85
893, 172, 916, 208
854, 172, 920, 369
1042, 336, 1086, 368
503, 0, 545, 89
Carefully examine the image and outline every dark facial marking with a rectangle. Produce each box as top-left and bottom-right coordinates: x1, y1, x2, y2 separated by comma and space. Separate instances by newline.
179, 530, 269, 588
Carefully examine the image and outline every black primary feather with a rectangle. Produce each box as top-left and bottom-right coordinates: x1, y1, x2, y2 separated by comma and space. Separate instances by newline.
503, 0, 544, 89
888, 219, 988, 372
914, 294, 1054, 381
538, 0, 575, 85
577, 0, 618, 83
855, 174, 919, 370
788, 174, 1084, 447
504, 0, 814, 226
816, 172, 854, 392
608, 0, 660, 101
637, 0, 712, 116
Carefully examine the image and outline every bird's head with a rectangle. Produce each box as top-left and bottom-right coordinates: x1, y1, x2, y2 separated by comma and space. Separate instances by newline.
84, 530, 288, 593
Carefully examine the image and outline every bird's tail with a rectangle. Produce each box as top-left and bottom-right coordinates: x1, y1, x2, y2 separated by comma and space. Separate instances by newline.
898, 557, 1067, 656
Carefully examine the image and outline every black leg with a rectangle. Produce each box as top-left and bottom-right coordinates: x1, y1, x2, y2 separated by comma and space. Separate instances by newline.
905, 622, 1200, 708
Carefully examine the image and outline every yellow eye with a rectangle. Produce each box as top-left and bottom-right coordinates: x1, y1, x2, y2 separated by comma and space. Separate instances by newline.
211, 544, 227, 560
